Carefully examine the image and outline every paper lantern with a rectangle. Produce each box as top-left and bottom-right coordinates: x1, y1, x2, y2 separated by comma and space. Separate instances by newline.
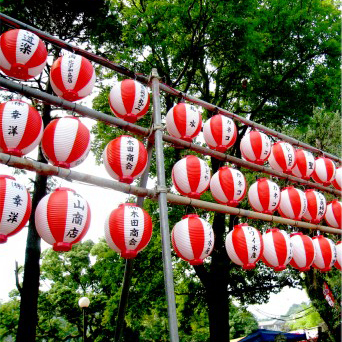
203, 114, 237, 152
225, 223, 263, 270
311, 157, 336, 186
277, 186, 307, 221
105, 203, 152, 259
109, 79, 150, 123
0, 29, 47, 80
324, 199, 342, 229
291, 149, 315, 180
289, 232, 316, 272
240, 130, 271, 165
50, 54, 95, 102
171, 214, 214, 265
165, 103, 202, 142
0, 100, 43, 157
335, 241, 341, 271
0, 175, 31, 243
262, 228, 293, 271
35, 187, 91, 252
172, 155, 210, 199
312, 235, 337, 272
210, 166, 247, 207
103, 135, 148, 184
268, 141, 296, 173
332, 166, 342, 191
302, 189, 326, 224
41, 116, 91, 168
248, 178, 280, 214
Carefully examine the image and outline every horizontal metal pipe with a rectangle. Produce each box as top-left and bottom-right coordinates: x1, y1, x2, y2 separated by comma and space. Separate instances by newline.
0, 77, 340, 197
0, 12, 340, 164
0, 153, 340, 235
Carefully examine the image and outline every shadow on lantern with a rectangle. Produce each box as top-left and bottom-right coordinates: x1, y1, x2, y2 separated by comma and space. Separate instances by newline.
78, 296, 90, 342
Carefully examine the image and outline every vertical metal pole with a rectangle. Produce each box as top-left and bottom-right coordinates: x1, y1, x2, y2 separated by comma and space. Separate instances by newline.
150, 68, 179, 342
114, 142, 154, 342
82, 308, 86, 342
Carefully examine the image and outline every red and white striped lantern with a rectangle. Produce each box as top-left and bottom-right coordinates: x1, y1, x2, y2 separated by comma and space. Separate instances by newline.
225, 223, 263, 270
289, 232, 316, 272
324, 200, 342, 229
311, 157, 336, 186
302, 189, 326, 224
332, 166, 342, 191
50, 54, 95, 102
165, 103, 202, 142
248, 178, 280, 214
172, 155, 210, 199
0, 175, 31, 243
291, 149, 315, 180
0, 100, 43, 157
109, 79, 150, 123
312, 235, 337, 272
240, 130, 271, 165
0, 29, 47, 80
210, 166, 247, 207
105, 203, 152, 259
277, 186, 307, 221
103, 135, 148, 184
203, 114, 237, 152
41, 116, 91, 168
35, 187, 91, 252
262, 228, 293, 271
335, 241, 341, 271
268, 141, 296, 173
171, 214, 214, 265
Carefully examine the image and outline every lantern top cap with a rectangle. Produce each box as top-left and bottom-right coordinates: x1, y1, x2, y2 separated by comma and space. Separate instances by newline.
0, 175, 16, 181
312, 235, 324, 240
290, 232, 304, 237
182, 214, 199, 220
266, 228, 280, 234
118, 203, 138, 208
78, 296, 90, 308
55, 187, 76, 193
336, 241, 342, 245
234, 223, 249, 229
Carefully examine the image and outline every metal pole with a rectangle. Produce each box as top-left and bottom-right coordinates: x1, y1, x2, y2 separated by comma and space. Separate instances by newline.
114, 142, 154, 342
83, 308, 86, 342
0, 12, 340, 164
0, 76, 339, 197
150, 69, 179, 341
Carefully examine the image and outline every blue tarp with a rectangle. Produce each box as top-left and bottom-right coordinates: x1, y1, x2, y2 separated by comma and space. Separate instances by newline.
238, 329, 307, 341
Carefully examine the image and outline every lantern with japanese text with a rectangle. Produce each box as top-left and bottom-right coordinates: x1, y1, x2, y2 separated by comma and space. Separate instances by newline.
50, 54, 95, 102
248, 178, 280, 214
35, 187, 91, 252
289, 232, 316, 272
291, 149, 315, 180
0, 175, 31, 243
109, 79, 150, 123
41, 116, 91, 168
103, 135, 148, 184
312, 235, 337, 272
105, 203, 152, 259
225, 223, 263, 270
324, 199, 342, 229
210, 166, 247, 207
332, 166, 341, 191
262, 228, 293, 271
277, 186, 307, 221
165, 103, 202, 142
335, 241, 341, 271
0, 100, 43, 156
172, 155, 210, 199
240, 130, 271, 165
203, 114, 237, 152
311, 157, 336, 186
0, 29, 47, 80
171, 214, 214, 265
268, 141, 296, 173
302, 189, 326, 224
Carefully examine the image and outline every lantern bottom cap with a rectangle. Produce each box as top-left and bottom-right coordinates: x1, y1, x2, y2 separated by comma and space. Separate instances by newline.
121, 113, 138, 123
242, 263, 256, 270
121, 250, 137, 259
119, 176, 134, 184
0, 234, 8, 243
54, 161, 71, 169
226, 200, 239, 207
254, 159, 266, 165
179, 136, 193, 143
214, 145, 228, 153
189, 259, 204, 266
10, 63, 31, 80
297, 266, 311, 272
62, 90, 79, 102
53, 242, 72, 252
187, 192, 201, 199
273, 265, 286, 271
3, 148, 23, 157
